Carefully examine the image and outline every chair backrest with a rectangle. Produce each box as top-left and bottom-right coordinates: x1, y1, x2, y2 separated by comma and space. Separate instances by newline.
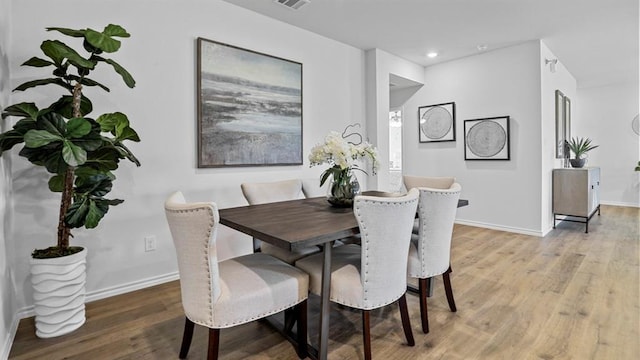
354, 188, 419, 308
164, 191, 220, 327
403, 175, 455, 190
412, 183, 462, 278
301, 178, 328, 198
241, 179, 304, 205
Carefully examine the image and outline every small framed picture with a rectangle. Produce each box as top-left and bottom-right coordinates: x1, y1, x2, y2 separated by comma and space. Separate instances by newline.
418, 102, 456, 143
464, 116, 510, 160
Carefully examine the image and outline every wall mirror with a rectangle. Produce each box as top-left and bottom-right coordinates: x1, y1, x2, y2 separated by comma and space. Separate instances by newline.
555, 90, 571, 159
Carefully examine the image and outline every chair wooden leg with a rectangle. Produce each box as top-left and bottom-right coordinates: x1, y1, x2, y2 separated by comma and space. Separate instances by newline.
443, 266, 457, 312
284, 308, 296, 333
418, 278, 430, 334
362, 310, 372, 360
295, 300, 309, 359
398, 294, 415, 346
207, 328, 220, 360
179, 317, 195, 359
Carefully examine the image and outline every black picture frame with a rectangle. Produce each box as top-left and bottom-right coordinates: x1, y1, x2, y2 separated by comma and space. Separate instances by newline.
464, 116, 510, 160
418, 102, 456, 143
197, 37, 303, 168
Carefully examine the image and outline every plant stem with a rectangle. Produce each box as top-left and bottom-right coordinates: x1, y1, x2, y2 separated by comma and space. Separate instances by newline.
56, 82, 83, 249
57, 167, 74, 249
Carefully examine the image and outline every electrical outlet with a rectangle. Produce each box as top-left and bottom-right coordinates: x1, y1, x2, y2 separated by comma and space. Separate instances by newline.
144, 235, 157, 252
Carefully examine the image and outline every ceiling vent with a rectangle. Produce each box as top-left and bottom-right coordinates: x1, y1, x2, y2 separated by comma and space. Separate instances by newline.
274, 0, 310, 10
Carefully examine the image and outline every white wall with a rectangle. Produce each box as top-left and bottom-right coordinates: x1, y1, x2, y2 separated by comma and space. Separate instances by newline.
575, 82, 640, 207
8, 0, 365, 314
0, 0, 16, 356
540, 41, 577, 232
403, 41, 545, 235
365, 48, 424, 190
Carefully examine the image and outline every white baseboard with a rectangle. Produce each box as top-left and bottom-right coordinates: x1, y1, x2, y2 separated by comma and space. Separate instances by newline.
455, 219, 544, 237
13, 271, 180, 321
600, 201, 639, 208
0, 314, 20, 360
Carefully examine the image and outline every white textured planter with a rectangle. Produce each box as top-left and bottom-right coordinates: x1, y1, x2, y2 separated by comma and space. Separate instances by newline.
30, 248, 87, 338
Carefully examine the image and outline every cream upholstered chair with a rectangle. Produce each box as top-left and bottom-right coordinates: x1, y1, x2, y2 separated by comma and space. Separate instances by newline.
408, 183, 461, 334
403, 175, 456, 234
301, 177, 328, 198
296, 189, 419, 360
164, 191, 309, 360
403, 175, 455, 190
241, 179, 320, 264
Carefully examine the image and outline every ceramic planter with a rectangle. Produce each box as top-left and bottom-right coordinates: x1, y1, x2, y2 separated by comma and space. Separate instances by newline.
30, 248, 87, 338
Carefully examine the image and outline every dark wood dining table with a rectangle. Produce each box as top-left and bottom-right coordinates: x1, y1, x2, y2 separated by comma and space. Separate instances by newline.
218, 194, 468, 360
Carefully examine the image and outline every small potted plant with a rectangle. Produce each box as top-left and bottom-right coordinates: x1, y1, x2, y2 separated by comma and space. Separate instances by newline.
567, 137, 598, 168
0, 24, 139, 337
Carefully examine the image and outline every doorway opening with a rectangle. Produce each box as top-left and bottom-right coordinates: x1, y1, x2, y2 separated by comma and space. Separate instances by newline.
389, 108, 403, 192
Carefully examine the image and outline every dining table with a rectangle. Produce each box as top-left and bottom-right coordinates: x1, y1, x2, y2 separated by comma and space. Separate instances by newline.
218, 193, 468, 360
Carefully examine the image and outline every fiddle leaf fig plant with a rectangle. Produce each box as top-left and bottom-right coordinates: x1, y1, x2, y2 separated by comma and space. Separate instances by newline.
0, 24, 140, 258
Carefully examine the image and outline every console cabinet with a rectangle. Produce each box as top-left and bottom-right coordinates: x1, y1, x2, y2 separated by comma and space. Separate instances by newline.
552, 167, 600, 233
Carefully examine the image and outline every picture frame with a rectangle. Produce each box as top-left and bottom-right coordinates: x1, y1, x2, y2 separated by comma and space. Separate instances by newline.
464, 116, 510, 160
418, 102, 456, 142
197, 37, 303, 168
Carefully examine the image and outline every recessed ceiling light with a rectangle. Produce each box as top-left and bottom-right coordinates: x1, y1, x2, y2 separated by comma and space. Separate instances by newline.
427, 52, 438, 58
477, 44, 488, 52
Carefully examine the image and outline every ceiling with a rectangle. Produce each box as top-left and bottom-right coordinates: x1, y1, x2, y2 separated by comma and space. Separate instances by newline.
223, 0, 638, 89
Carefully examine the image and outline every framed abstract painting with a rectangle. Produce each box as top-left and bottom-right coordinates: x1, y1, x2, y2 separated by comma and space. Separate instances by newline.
464, 116, 510, 160
418, 102, 456, 143
197, 37, 303, 167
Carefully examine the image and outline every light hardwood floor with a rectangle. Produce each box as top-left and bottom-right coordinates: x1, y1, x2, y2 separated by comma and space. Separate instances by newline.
9, 205, 639, 359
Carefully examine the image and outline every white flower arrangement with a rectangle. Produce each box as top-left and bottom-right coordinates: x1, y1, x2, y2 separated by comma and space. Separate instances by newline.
309, 130, 379, 184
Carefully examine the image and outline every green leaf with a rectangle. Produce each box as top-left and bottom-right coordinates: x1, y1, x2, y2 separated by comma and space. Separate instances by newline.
1, 102, 39, 120
41, 40, 95, 70
13, 78, 72, 92
116, 126, 140, 142
75, 173, 113, 196
98, 57, 135, 88
62, 140, 87, 166
50, 95, 93, 118
66, 117, 92, 138
24, 130, 63, 148
84, 201, 107, 228
48, 175, 65, 192
65, 198, 90, 228
22, 56, 54, 67
103, 24, 130, 38
85, 28, 121, 53
96, 112, 127, 133
0, 130, 25, 153
46, 27, 86, 38
37, 112, 66, 137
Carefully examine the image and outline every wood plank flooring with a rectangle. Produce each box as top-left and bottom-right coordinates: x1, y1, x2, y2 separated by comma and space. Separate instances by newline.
9, 205, 639, 359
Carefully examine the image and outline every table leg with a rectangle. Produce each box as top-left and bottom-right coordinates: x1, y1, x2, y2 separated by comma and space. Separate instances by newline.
318, 242, 333, 360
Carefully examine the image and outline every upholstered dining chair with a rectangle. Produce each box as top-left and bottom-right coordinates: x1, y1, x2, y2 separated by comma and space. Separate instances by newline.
403, 175, 455, 190
295, 189, 420, 360
407, 183, 461, 334
164, 191, 309, 360
241, 179, 320, 264
403, 175, 456, 234
301, 177, 328, 198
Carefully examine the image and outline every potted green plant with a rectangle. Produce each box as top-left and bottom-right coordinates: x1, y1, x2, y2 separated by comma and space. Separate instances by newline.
0, 24, 139, 338
567, 137, 598, 168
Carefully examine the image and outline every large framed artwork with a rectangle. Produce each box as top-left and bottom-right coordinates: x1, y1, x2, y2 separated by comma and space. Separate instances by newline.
464, 116, 510, 160
418, 102, 456, 142
197, 37, 303, 167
